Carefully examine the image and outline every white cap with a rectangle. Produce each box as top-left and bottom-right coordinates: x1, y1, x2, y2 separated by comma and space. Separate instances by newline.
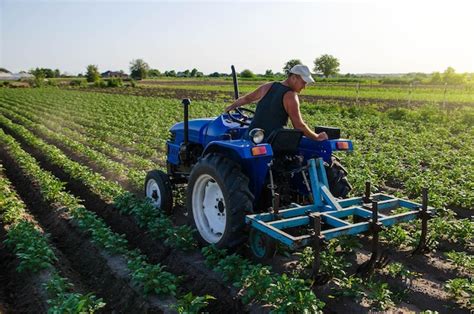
289, 64, 315, 84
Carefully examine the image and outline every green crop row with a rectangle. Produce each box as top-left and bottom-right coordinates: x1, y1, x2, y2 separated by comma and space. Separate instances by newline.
0, 106, 146, 190
0, 97, 156, 170
0, 165, 105, 313
0, 129, 184, 297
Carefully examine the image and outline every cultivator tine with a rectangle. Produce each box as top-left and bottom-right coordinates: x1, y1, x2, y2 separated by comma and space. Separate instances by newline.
272, 193, 281, 219
309, 213, 330, 285
363, 181, 371, 203
412, 188, 433, 255
357, 201, 389, 275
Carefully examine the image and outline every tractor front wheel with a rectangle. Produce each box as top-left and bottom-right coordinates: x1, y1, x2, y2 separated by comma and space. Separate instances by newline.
187, 154, 253, 249
144, 170, 173, 213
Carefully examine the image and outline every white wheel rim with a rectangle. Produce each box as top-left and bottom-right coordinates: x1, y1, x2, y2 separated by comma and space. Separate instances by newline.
192, 174, 226, 244
146, 179, 162, 208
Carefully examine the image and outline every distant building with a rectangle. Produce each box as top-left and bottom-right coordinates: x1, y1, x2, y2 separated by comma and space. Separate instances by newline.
101, 71, 128, 78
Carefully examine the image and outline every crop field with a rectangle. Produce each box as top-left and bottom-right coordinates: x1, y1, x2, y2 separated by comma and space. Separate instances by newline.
0, 87, 473, 313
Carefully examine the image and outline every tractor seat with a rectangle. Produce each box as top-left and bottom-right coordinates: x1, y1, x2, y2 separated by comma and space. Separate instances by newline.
267, 128, 303, 156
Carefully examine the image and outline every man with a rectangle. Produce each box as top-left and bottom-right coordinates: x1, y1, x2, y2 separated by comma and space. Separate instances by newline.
225, 64, 328, 141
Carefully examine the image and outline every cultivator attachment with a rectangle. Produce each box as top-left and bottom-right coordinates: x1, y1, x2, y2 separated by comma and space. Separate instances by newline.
246, 158, 434, 276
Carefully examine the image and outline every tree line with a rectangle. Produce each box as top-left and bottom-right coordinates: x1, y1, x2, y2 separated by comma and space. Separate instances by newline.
20, 54, 471, 86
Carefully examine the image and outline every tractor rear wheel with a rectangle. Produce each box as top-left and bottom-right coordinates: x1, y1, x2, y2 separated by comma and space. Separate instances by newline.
325, 156, 352, 198
187, 154, 254, 249
144, 170, 173, 213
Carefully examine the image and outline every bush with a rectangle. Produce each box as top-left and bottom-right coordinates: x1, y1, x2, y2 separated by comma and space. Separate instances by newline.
69, 79, 87, 87
1, 81, 10, 87
107, 78, 123, 88
93, 80, 107, 88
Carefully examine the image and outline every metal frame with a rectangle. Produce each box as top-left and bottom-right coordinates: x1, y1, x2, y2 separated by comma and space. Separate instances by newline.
246, 158, 433, 250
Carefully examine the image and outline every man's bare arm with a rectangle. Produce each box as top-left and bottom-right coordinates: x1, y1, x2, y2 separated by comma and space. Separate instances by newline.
224, 82, 273, 112
283, 92, 328, 141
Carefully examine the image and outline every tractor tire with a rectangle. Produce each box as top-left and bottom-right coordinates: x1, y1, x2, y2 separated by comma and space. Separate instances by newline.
325, 156, 352, 198
187, 154, 254, 249
144, 170, 173, 214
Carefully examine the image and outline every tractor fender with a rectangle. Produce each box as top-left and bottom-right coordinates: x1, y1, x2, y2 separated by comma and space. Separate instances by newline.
202, 140, 273, 162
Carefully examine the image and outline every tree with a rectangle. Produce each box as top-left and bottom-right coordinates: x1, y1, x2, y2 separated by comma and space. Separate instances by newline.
86, 65, 100, 82
265, 69, 274, 77
129, 59, 149, 80
313, 54, 340, 78
442, 67, 466, 85
283, 59, 302, 75
148, 69, 161, 77
240, 69, 255, 78
183, 69, 190, 77
54, 69, 60, 78
190, 68, 199, 77
430, 72, 442, 84
165, 70, 176, 77
209, 72, 220, 78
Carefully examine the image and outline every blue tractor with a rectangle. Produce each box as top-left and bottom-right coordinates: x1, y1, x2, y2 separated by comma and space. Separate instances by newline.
145, 66, 432, 270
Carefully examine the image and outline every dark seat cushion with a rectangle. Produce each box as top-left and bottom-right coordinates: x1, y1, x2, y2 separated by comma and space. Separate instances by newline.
267, 128, 303, 155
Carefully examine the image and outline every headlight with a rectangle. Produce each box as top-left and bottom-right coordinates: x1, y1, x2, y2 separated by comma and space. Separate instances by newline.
249, 128, 264, 144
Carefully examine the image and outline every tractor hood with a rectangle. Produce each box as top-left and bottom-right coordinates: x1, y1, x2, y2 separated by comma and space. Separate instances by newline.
170, 118, 214, 143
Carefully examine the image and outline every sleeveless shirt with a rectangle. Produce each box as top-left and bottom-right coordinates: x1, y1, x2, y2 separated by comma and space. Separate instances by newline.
248, 82, 292, 140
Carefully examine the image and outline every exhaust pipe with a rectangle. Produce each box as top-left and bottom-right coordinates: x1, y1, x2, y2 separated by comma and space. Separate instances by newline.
231, 65, 239, 100
182, 98, 191, 145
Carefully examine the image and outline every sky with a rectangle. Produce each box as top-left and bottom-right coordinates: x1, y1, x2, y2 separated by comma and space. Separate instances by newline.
1, 0, 473, 75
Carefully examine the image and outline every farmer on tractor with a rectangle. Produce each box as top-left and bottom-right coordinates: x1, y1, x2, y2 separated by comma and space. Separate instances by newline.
224, 64, 328, 142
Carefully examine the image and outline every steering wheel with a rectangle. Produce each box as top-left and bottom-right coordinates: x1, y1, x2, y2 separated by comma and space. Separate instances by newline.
227, 107, 255, 126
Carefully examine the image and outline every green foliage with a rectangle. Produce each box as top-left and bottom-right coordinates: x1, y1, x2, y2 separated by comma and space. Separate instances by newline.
4, 221, 58, 273
444, 251, 474, 272
380, 225, 409, 248
296, 244, 350, 280
283, 59, 302, 75
240, 69, 255, 78
443, 67, 467, 85
201, 245, 227, 267
265, 274, 325, 312
128, 255, 178, 296
107, 78, 123, 87
45, 275, 106, 314
333, 276, 365, 301
385, 262, 420, 286
148, 69, 161, 77
86, 65, 100, 83
313, 54, 340, 78
237, 264, 273, 304
444, 278, 474, 310
365, 279, 395, 310
69, 79, 87, 87
216, 253, 252, 283
130, 59, 149, 80
174, 292, 215, 314
93, 79, 107, 88
30, 67, 59, 79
